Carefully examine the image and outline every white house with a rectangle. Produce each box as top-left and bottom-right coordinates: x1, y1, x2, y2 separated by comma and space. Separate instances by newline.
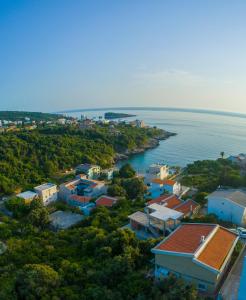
34, 183, 58, 205
145, 164, 169, 184
149, 179, 181, 198
207, 189, 246, 226
17, 191, 38, 203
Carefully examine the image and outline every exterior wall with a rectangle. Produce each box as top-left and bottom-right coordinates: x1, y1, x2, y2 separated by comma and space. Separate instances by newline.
35, 186, 58, 205
154, 253, 218, 293
84, 184, 107, 197
149, 183, 165, 198
207, 196, 245, 226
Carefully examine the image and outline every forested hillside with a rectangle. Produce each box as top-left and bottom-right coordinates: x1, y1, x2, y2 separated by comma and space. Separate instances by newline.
0, 124, 165, 195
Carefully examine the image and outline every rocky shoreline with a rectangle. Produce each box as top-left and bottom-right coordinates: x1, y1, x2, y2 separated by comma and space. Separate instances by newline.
114, 130, 176, 162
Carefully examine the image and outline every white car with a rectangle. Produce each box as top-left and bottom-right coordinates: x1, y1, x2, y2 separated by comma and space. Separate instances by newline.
237, 227, 246, 238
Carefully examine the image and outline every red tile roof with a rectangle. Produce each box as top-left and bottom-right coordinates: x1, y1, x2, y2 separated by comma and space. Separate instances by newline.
96, 196, 118, 207
156, 224, 215, 253
70, 195, 91, 204
163, 179, 176, 186
197, 227, 237, 270
175, 199, 199, 215
147, 194, 182, 209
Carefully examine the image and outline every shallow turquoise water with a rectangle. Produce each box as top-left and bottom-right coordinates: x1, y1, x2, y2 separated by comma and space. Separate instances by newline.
68, 109, 246, 172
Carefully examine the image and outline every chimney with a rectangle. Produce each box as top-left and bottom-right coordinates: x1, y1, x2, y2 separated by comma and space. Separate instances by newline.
200, 235, 205, 243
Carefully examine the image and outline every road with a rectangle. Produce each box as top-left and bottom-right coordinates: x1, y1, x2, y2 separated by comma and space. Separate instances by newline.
219, 244, 246, 300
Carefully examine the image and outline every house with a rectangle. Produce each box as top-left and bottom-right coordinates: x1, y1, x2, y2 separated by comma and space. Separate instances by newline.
147, 194, 182, 208
228, 153, 246, 169
101, 168, 115, 180
50, 211, 84, 230
128, 203, 183, 237
57, 118, 66, 125
147, 195, 200, 218
34, 183, 58, 205
146, 204, 183, 234
68, 195, 92, 208
59, 175, 107, 202
152, 223, 239, 295
207, 189, 246, 226
130, 119, 146, 128
17, 191, 38, 203
175, 199, 200, 218
96, 195, 118, 207
145, 164, 169, 184
80, 203, 96, 216
75, 163, 101, 179
149, 179, 181, 198
79, 119, 95, 129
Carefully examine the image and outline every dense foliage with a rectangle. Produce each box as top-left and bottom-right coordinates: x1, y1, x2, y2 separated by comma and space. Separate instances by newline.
181, 158, 246, 192
0, 111, 64, 122
0, 124, 164, 195
0, 197, 199, 300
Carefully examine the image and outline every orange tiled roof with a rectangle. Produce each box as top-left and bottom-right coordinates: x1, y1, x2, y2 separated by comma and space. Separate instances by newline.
147, 194, 170, 205
151, 178, 166, 184
96, 196, 118, 207
70, 195, 91, 203
197, 227, 237, 270
163, 179, 176, 186
156, 224, 215, 253
152, 179, 177, 186
147, 195, 182, 209
66, 184, 76, 190
175, 199, 199, 215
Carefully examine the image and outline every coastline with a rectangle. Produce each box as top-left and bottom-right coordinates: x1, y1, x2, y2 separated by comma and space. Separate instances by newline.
114, 130, 176, 162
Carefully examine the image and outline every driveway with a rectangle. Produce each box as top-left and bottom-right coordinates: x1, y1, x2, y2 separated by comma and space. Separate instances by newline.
219, 243, 246, 300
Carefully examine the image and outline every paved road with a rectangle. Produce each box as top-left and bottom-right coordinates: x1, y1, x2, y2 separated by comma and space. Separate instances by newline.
219, 244, 246, 300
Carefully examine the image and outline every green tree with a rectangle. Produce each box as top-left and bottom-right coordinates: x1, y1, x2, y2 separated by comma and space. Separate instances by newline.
28, 207, 50, 229
107, 184, 126, 197
16, 264, 60, 299
119, 163, 136, 178
122, 178, 146, 199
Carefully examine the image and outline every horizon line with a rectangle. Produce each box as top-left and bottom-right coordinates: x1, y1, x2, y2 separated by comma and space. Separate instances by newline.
56, 106, 246, 119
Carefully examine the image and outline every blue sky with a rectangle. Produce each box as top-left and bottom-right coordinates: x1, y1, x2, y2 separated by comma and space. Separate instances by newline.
1, 0, 246, 112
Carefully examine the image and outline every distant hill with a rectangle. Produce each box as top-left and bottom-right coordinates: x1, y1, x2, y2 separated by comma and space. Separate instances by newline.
0, 111, 64, 121
104, 112, 136, 119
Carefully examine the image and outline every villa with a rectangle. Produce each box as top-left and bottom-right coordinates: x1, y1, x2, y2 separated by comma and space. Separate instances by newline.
17, 191, 38, 203
149, 179, 181, 198
34, 182, 58, 205
145, 163, 169, 184
128, 203, 183, 237
152, 223, 238, 295
59, 175, 107, 203
75, 163, 101, 179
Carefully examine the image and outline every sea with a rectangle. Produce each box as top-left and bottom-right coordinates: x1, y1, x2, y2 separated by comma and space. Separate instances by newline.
65, 108, 246, 173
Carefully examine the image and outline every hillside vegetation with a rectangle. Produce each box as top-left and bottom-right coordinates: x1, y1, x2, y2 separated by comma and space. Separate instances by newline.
0, 124, 165, 195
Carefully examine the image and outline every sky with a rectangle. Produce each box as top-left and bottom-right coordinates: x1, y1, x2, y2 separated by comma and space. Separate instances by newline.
1, 0, 246, 113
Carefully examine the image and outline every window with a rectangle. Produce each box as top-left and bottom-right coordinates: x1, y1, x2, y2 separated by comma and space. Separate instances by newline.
198, 283, 207, 291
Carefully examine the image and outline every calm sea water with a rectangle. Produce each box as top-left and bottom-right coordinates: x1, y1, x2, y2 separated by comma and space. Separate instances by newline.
67, 109, 246, 173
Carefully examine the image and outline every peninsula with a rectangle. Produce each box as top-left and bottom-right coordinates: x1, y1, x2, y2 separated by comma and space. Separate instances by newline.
104, 112, 136, 119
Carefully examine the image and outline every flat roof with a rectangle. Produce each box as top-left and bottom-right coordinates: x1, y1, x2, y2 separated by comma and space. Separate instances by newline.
148, 203, 183, 221
50, 211, 84, 229
209, 189, 246, 207
128, 211, 149, 227
17, 191, 38, 200
35, 182, 57, 191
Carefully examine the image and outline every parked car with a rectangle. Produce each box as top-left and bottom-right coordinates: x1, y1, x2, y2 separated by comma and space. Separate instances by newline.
237, 227, 246, 238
